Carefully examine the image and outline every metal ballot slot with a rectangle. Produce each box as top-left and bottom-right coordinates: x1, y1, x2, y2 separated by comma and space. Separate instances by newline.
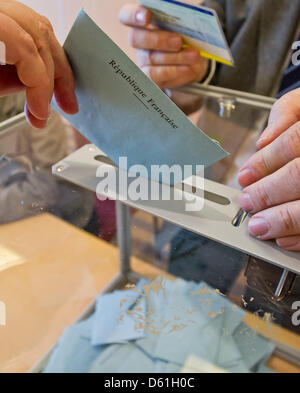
53, 144, 300, 275
51, 85, 299, 306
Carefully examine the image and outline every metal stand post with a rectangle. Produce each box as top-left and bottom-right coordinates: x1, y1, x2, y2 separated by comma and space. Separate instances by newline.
116, 201, 132, 276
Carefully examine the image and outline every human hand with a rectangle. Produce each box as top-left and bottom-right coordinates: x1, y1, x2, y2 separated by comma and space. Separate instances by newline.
238, 88, 300, 250
0, 0, 78, 128
119, 3, 209, 89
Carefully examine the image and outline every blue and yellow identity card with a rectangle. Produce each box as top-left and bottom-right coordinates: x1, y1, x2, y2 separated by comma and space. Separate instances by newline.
139, 0, 234, 66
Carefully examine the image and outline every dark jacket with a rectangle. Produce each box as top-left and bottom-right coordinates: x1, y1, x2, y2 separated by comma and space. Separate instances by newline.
206, 0, 300, 96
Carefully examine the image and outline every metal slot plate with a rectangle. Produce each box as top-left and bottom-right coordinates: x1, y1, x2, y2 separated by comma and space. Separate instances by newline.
53, 144, 300, 275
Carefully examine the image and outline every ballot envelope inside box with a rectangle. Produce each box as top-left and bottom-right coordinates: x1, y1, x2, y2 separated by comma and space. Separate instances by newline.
1, 85, 300, 373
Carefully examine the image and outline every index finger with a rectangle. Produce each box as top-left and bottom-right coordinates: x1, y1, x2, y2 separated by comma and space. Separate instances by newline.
119, 4, 152, 27
0, 13, 51, 123
49, 33, 78, 114
238, 120, 300, 187
240, 158, 300, 214
256, 88, 300, 150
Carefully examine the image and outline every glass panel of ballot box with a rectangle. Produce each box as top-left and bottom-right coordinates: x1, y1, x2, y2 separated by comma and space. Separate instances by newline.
0, 84, 299, 374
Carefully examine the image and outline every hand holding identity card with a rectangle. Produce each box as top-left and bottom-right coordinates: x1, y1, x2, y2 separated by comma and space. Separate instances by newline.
139, 0, 234, 66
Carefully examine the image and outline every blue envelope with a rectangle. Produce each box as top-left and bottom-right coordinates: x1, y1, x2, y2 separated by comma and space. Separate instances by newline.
52, 10, 228, 185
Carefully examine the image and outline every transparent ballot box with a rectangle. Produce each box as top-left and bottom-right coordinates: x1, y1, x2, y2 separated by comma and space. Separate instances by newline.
0, 85, 299, 374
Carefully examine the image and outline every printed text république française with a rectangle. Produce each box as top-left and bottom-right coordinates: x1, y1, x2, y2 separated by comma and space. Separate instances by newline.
109, 60, 179, 129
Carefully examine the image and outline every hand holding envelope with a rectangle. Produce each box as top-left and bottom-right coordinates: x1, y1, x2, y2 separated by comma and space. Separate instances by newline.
119, 3, 209, 88
0, 0, 78, 128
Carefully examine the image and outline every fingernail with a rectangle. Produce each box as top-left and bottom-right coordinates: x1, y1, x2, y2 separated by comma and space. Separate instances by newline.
169, 36, 182, 50
136, 10, 146, 24
238, 168, 256, 187
256, 137, 266, 148
72, 95, 79, 113
40, 104, 51, 120
68, 93, 79, 114
46, 103, 51, 117
248, 217, 270, 237
240, 193, 254, 212
39, 105, 50, 120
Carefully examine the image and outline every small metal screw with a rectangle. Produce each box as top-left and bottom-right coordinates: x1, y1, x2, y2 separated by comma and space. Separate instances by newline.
56, 165, 65, 173
232, 208, 248, 227
218, 96, 236, 118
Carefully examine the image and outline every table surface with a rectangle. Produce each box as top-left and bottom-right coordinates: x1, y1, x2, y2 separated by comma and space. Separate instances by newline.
0, 214, 299, 373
